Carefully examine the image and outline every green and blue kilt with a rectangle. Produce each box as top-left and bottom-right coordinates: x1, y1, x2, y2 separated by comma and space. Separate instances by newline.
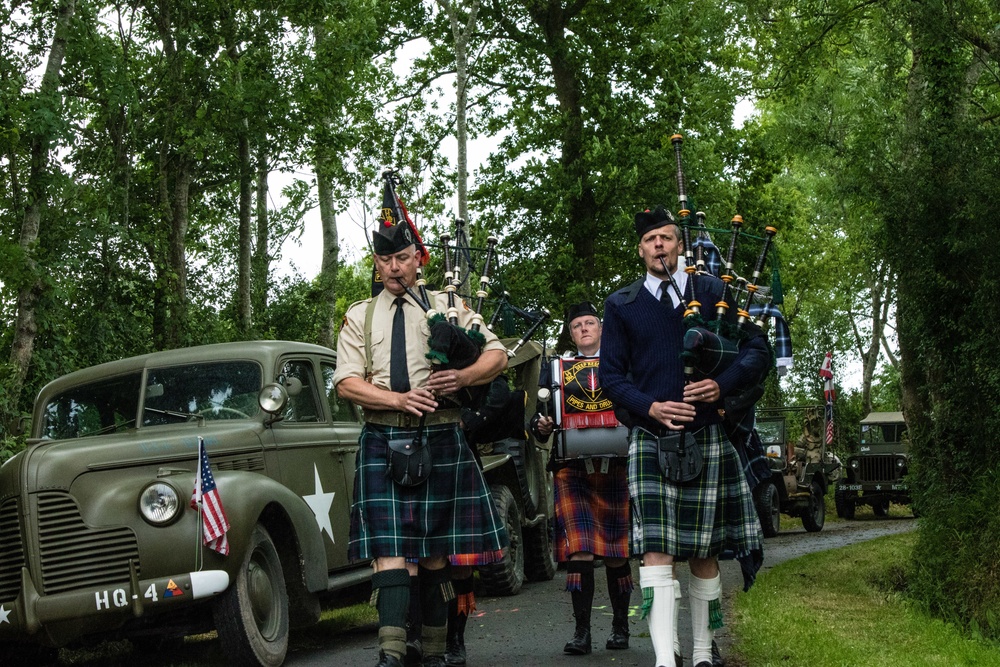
553, 458, 630, 562
349, 423, 508, 563
627, 423, 762, 560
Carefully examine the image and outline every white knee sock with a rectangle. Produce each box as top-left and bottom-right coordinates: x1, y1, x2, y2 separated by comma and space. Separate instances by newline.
689, 573, 722, 665
640, 565, 674, 667
673, 579, 682, 658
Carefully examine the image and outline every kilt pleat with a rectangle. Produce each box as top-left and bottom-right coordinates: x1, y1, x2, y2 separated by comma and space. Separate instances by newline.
553, 458, 630, 561
349, 423, 508, 561
627, 424, 762, 559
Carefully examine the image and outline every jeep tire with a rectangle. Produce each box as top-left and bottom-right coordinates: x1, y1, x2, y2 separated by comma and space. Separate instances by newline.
213, 524, 289, 667
755, 481, 781, 538
522, 517, 556, 582
479, 484, 525, 596
801, 480, 826, 532
872, 497, 890, 517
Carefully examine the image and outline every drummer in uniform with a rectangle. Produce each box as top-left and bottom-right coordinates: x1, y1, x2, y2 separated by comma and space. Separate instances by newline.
334, 220, 509, 667
530, 301, 634, 656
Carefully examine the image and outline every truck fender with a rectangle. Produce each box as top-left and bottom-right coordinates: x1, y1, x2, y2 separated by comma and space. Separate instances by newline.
211, 471, 328, 593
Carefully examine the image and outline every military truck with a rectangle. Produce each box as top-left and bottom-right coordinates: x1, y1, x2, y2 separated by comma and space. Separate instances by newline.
835, 411, 911, 518
752, 406, 841, 537
0, 339, 555, 665
476, 341, 556, 596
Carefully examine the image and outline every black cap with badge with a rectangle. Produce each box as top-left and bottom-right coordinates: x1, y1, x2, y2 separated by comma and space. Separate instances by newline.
634, 205, 677, 238
565, 301, 600, 324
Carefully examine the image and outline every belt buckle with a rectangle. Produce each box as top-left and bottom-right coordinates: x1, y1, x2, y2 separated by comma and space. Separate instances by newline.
397, 413, 416, 428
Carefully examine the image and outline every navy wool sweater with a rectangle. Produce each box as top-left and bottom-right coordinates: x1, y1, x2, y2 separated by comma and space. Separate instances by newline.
600, 274, 770, 434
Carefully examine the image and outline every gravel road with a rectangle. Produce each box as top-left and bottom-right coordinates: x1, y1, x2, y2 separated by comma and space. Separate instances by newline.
285, 516, 917, 667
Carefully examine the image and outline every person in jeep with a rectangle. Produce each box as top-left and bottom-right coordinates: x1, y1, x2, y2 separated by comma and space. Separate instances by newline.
333, 220, 509, 667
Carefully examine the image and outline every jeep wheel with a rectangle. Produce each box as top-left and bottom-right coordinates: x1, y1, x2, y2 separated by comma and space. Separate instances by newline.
872, 498, 890, 517
802, 481, 826, 532
213, 524, 289, 667
523, 518, 556, 582
754, 481, 780, 538
479, 484, 525, 596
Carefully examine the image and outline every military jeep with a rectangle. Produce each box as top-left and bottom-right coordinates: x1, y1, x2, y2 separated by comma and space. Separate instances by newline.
0, 341, 370, 665
752, 406, 841, 536
471, 340, 556, 596
835, 411, 912, 518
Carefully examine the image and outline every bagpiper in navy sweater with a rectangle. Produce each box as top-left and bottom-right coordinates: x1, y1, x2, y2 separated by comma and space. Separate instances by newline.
599, 273, 770, 435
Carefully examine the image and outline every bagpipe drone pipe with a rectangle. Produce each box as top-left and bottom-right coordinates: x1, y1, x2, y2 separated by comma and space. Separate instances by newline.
376, 170, 550, 445
664, 136, 789, 436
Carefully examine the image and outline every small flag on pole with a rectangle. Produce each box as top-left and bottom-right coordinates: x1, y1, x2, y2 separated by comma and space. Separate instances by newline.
820, 353, 835, 445
191, 437, 230, 555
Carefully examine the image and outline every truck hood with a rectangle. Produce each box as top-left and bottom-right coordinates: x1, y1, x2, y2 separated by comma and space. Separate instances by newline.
16, 422, 267, 493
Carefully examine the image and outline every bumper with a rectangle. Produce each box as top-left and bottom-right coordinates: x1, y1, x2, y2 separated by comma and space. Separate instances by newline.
0, 565, 228, 644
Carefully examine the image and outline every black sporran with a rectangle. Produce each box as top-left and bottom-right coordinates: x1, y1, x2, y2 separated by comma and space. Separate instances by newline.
656, 431, 703, 483
386, 435, 431, 487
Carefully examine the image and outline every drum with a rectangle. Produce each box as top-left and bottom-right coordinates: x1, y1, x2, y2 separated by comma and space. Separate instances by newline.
551, 356, 629, 461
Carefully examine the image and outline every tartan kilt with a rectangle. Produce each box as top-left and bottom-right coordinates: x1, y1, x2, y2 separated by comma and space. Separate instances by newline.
627, 423, 762, 559
553, 458, 630, 561
349, 423, 508, 562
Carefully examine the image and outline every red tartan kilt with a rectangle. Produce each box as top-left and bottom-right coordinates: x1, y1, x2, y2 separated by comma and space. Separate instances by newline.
553, 458, 630, 561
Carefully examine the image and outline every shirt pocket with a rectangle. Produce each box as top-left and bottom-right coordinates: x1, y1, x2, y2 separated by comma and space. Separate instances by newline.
369, 328, 389, 374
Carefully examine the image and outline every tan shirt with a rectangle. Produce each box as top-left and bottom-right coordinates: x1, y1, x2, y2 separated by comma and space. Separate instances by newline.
333, 289, 506, 391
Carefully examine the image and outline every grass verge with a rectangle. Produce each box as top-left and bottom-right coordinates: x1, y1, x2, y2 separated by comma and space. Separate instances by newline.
732, 530, 1000, 667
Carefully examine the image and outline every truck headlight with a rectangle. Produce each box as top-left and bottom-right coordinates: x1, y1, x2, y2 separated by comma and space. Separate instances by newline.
897, 458, 906, 468
139, 482, 181, 525
850, 459, 860, 470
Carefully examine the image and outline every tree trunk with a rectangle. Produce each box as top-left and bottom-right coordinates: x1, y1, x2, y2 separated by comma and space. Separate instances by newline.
253, 149, 270, 323
8, 0, 76, 405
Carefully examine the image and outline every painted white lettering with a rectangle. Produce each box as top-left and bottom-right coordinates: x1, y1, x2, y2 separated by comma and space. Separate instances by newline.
144, 583, 158, 602
113, 589, 128, 608
95, 590, 109, 610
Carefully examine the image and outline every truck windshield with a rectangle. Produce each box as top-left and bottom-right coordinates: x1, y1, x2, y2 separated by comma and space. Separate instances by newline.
142, 361, 262, 426
40, 373, 143, 440
39, 361, 263, 439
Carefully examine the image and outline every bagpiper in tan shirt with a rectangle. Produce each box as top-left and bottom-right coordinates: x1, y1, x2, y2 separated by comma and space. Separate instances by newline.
333, 288, 507, 391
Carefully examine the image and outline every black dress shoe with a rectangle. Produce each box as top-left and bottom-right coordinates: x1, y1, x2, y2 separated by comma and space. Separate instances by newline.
694, 662, 713, 667
421, 656, 446, 667
712, 640, 725, 667
377, 651, 404, 667
404, 638, 422, 667
605, 627, 629, 650
563, 628, 592, 655
675, 651, 684, 667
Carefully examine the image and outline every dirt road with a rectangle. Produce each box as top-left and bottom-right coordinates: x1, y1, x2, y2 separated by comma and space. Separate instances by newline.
285, 516, 917, 667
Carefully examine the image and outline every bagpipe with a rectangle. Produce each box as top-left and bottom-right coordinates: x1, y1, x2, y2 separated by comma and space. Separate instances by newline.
376, 169, 551, 443
661, 135, 784, 387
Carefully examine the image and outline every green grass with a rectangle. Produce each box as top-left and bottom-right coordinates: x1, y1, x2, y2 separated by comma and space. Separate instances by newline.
732, 530, 1000, 667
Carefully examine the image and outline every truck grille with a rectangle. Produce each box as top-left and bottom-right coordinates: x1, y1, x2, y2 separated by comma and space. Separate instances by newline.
0, 499, 26, 603
37, 492, 140, 595
858, 456, 901, 483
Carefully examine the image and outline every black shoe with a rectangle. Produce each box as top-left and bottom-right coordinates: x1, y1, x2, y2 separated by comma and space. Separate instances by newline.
421, 656, 446, 667
675, 651, 684, 667
605, 627, 629, 650
711, 640, 725, 667
377, 651, 404, 667
444, 639, 466, 666
694, 662, 713, 667
403, 638, 422, 666
563, 628, 592, 655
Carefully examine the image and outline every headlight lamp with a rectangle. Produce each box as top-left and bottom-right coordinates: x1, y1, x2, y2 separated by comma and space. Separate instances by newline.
139, 481, 181, 526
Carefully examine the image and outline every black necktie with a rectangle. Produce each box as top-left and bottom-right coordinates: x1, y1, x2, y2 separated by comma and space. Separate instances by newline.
660, 280, 673, 305
390, 297, 410, 393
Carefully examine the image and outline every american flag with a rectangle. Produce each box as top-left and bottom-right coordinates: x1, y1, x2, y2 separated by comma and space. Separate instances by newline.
191, 437, 230, 555
820, 353, 835, 445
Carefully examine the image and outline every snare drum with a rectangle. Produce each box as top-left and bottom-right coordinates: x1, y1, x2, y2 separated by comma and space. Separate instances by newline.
551, 356, 629, 461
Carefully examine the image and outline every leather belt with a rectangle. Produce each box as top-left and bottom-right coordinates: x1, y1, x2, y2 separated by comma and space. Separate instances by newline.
365, 409, 462, 428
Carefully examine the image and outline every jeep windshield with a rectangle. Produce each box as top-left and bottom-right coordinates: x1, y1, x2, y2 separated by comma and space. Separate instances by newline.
39, 361, 263, 439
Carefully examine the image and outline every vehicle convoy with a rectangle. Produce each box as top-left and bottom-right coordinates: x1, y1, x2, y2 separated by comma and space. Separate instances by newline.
835, 411, 912, 518
0, 339, 554, 665
752, 406, 841, 537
